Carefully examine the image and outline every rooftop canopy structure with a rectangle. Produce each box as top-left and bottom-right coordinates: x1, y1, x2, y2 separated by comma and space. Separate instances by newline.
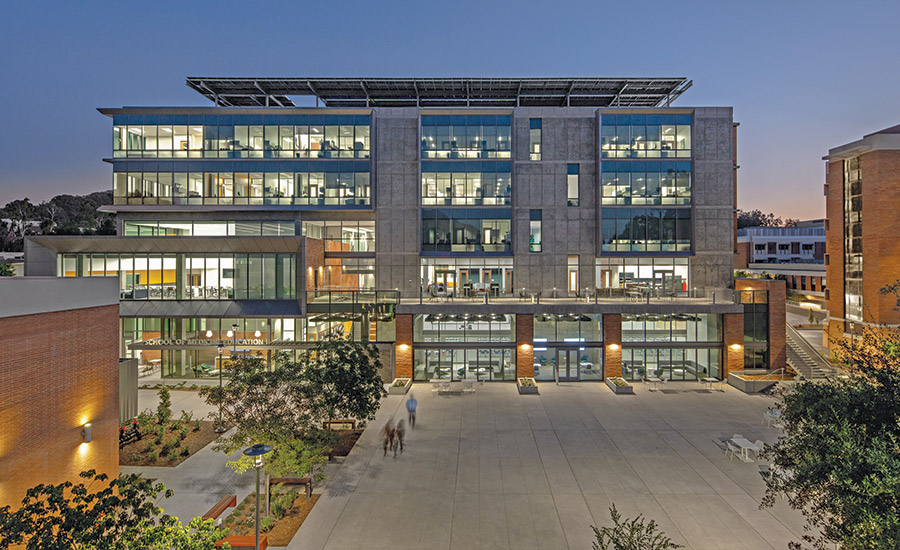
186, 77, 692, 108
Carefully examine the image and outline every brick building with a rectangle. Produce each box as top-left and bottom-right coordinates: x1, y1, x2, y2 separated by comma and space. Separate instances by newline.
0, 277, 120, 510
823, 124, 900, 347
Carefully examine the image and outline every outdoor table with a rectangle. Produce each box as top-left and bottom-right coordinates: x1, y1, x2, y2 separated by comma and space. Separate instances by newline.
701, 377, 718, 390
730, 437, 758, 462
647, 377, 662, 391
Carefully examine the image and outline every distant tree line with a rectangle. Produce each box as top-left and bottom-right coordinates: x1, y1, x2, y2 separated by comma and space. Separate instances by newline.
737, 209, 799, 230
0, 191, 115, 252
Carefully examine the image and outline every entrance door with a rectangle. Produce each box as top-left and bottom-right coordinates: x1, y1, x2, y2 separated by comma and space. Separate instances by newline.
556, 348, 580, 381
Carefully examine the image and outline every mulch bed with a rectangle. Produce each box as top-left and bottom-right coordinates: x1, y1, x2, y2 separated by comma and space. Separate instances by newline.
119, 420, 223, 467
331, 429, 363, 457
224, 491, 320, 547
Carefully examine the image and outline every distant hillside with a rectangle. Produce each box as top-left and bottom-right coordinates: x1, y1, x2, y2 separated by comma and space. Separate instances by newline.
0, 191, 115, 252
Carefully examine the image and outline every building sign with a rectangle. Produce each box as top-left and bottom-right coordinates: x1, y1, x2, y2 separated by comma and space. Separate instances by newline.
141, 338, 267, 347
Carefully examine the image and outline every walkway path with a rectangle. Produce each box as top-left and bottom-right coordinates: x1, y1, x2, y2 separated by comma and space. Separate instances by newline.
289, 382, 806, 550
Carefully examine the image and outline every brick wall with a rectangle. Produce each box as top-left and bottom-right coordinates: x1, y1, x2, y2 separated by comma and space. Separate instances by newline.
734, 242, 750, 269
515, 314, 534, 378
861, 150, 900, 325
0, 304, 120, 510
304, 237, 324, 291
736, 278, 786, 370
603, 314, 622, 378
723, 312, 744, 377
825, 159, 844, 322
394, 314, 412, 379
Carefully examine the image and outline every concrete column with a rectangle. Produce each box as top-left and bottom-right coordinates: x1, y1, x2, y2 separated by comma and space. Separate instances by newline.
603, 314, 622, 378
723, 312, 744, 378
515, 314, 534, 378
395, 314, 413, 379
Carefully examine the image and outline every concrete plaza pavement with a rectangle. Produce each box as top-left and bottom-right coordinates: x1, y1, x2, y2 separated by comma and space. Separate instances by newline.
289, 382, 805, 550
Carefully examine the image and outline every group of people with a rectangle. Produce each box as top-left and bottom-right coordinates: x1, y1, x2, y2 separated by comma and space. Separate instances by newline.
382, 393, 418, 458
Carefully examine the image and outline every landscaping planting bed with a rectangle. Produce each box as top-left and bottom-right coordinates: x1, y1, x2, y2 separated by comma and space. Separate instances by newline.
120, 419, 223, 467
605, 377, 634, 394
330, 429, 363, 457
222, 487, 319, 547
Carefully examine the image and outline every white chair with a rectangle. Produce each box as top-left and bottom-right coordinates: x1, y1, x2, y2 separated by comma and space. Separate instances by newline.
462, 380, 475, 394
733, 434, 744, 440
726, 441, 741, 460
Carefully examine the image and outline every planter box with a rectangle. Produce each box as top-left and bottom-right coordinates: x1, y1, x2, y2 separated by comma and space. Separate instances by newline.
728, 372, 777, 394
605, 377, 634, 394
388, 378, 412, 395
517, 377, 539, 395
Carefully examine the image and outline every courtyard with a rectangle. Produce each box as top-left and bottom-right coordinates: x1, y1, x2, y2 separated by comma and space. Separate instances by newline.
288, 381, 805, 550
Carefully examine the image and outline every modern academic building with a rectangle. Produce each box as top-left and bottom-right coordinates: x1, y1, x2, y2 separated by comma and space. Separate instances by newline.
25, 77, 782, 383
823, 123, 900, 345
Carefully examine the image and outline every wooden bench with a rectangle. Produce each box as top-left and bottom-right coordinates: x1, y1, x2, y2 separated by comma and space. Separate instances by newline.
215, 535, 267, 549
322, 419, 356, 430
202, 495, 236, 521
270, 477, 312, 498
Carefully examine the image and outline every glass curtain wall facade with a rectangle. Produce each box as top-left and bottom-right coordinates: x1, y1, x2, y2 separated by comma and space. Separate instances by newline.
621, 313, 721, 380
533, 314, 604, 382
843, 157, 863, 322
412, 314, 515, 381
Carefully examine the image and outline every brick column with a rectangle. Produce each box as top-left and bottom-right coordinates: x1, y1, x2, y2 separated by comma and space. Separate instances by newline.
767, 281, 787, 371
723, 312, 744, 379
395, 314, 412, 379
516, 314, 534, 378
603, 314, 622, 378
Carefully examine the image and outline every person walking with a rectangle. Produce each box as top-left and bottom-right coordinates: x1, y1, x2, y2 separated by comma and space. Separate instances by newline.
395, 419, 406, 457
382, 419, 395, 457
406, 393, 418, 429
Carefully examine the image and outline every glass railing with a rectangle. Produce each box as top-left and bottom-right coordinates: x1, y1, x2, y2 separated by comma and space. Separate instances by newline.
306, 289, 400, 305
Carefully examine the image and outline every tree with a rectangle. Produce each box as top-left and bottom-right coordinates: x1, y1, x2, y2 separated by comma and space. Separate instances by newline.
298, 334, 387, 427
200, 353, 336, 517
736, 209, 799, 230
0, 263, 13, 277
591, 504, 683, 550
0, 470, 228, 550
761, 324, 900, 549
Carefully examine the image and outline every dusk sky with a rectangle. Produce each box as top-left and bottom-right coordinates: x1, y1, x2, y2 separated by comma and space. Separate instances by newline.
1, 0, 899, 221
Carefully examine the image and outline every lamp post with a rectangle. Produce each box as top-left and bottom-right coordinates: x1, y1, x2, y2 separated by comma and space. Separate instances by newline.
243, 444, 273, 550
215, 343, 225, 433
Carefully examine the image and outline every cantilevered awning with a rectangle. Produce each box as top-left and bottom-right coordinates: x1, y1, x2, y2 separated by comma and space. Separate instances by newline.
186, 77, 692, 108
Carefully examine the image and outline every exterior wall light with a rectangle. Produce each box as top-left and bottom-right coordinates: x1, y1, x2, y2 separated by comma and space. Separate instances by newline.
520, 343, 531, 350
206, 330, 213, 338
226, 330, 234, 338
608, 343, 620, 351
254, 330, 262, 337
398, 344, 409, 351
730, 343, 743, 351
82, 423, 92, 443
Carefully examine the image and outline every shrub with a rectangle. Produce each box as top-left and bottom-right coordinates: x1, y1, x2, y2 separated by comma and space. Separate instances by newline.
129, 453, 141, 462
270, 486, 296, 519
260, 516, 276, 532
180, 446, 190, 457
156, 388, 172, 426
143, 442, 155, 453
192, 419, 202, 432
153, 435, 164, 447
178, 428, 188, 440
147, 451, 159, 462
170, 420, 183, 431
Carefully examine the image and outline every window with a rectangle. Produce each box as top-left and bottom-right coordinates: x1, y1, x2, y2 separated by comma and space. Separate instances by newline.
567, 164, 579, 206
420, 115, 511, 159
596, 257, 689, 291
844, 157, 863, 321
529, 119, 542, 161
420, 161, 511, 206
778, 244, 789, 252
567, 256, 579, 294
601, 114, 691, 158
529, 210, 542, 252
754, 244, 766, 251
420, 257, 514, 296
112, 114, 370, 159
601, 208, 691, 252
600, 161, 691, 205
421, 209, 511, 253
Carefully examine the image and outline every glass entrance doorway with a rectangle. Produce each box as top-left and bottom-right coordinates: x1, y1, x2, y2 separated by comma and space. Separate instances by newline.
556, 348, 580, 381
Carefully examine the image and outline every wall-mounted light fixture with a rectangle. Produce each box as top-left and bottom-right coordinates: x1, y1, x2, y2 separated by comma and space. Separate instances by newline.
608, 343, 620, 351
520, 343, 531, 351
398, 344, 409, 351
254, 330, 262, 338
730, 343, 743, 351
206, 330, 213, 338
226, 330, 234, 338
82, 423, 92, 443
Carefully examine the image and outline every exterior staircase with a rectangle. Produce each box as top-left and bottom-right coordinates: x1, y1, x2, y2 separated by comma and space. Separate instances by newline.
786, 324, 835, 380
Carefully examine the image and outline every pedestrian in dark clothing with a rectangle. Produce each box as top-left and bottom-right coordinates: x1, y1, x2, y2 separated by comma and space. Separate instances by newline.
395, 419, 406, 456
382, 420, 394, 457
406, 393, 418, 428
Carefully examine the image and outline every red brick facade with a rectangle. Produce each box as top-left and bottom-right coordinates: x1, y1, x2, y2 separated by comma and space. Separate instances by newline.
736, 278, 787, 370
0, 304, 120, 509
723, 312, 744, 377
515, 314, 534, 378
394, 314, 413, 379
602, 314, 622, 378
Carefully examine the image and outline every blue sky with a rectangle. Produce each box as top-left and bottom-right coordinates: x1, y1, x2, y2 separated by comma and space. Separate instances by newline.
1, 0, 899, 220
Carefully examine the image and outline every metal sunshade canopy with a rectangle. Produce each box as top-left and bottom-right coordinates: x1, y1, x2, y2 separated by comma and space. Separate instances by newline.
186, 77, 692, 108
